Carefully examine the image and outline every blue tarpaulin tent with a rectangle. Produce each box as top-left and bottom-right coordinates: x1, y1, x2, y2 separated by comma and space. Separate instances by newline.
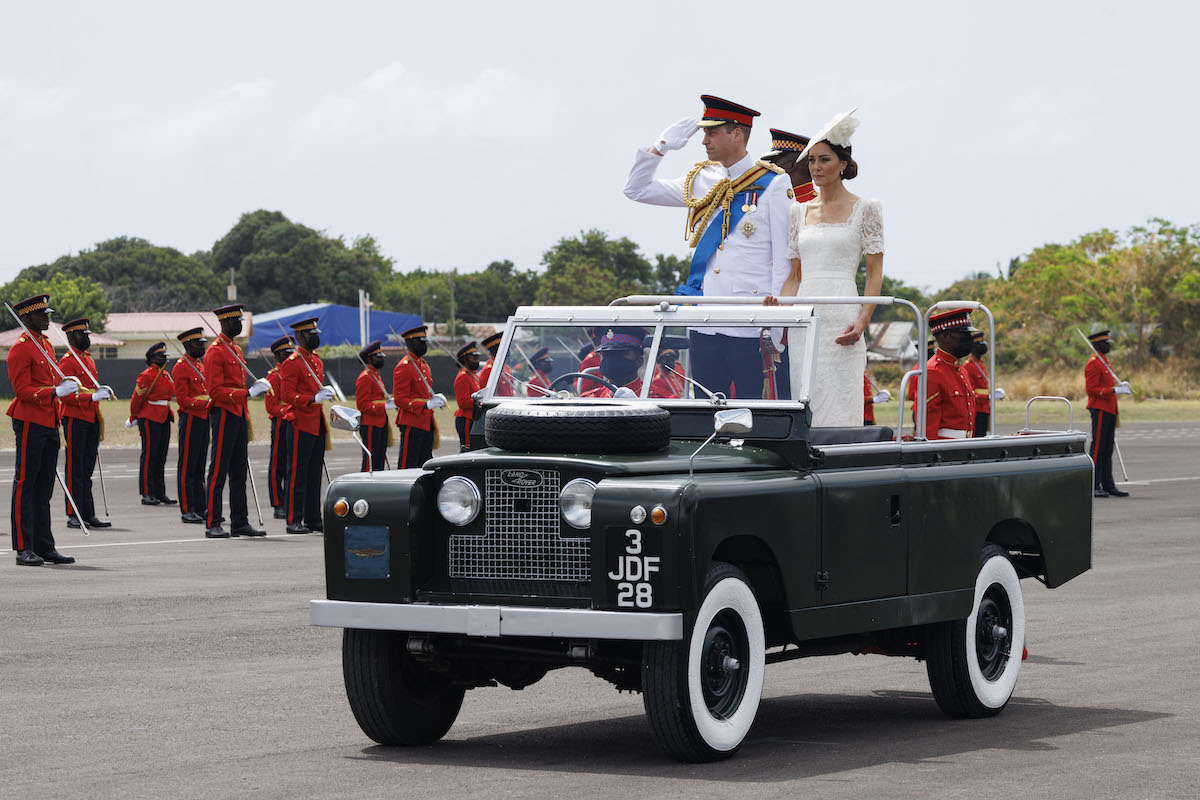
249, 303, 423, 352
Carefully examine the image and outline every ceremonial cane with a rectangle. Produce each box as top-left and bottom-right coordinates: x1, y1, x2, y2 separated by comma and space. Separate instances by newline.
245, 462, 265, 527
54, 469, 90, 536
97, 451, 109, 517
1076, 328, 1131, 482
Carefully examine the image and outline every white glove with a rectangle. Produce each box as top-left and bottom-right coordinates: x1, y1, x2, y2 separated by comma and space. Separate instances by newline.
993, 386, 1007, 401
313, 386, 335, 403
425, 394, 447, 410
90, 386, 112, 402
613, 387, 637, 399
384, 398, 397, 411
871, 390, 891, 404
248, 378, 271, 398
655, 117, 700, 153
124, 418, 136, 429
1114, 382, 1132, 395
55, 378, 80, 397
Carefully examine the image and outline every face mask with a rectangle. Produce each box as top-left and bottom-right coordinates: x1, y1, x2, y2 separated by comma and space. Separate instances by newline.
536, 358, 554, 373
408, 338, 428, 357
1095, 341, 1112, 354
952, 337, 974, 359
224, 319, 243, 338
369, 355, 385, 369
600, 351, 639, 385
972, 342, 988, 357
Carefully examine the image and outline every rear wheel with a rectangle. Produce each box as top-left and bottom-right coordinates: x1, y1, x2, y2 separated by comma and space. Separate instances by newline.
342, 628, 465, 745
642, 562, 765, 761
925, 544, 1025, 717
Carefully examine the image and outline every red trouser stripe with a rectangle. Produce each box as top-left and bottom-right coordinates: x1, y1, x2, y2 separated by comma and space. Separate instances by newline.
288, 426, 301, 523
14, 425, 28, 551
268, 420, 280, 505
399, 425, 410, 469
206, 410, 226, 527
179, 416, 191, 513
1092, 413, 1103, 463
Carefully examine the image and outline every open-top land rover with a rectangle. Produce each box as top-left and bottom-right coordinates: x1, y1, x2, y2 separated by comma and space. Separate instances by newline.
311, 296, 1093, 762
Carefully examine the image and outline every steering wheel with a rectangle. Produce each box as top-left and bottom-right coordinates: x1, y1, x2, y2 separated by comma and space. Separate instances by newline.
549, 371, 619, 395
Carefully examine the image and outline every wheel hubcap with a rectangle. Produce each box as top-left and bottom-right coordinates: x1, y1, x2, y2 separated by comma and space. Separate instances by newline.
976, 583, 1013, 681
701, 610, 749, 720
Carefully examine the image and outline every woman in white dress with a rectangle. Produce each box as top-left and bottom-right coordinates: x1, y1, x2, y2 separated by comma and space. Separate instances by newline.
765, 109, 883, 427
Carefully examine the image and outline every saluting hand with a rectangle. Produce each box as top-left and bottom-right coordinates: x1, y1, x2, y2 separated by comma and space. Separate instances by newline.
653, 117, 700, 155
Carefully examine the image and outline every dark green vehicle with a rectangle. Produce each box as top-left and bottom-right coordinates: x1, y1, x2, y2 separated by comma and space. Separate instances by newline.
311, 297, 1093, 762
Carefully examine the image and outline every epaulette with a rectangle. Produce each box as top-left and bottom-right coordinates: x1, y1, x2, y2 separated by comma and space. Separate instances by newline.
17, 336, 25, 343
287, 353, 298, 361
400, 355, 410, 364
756, 159, 787, 175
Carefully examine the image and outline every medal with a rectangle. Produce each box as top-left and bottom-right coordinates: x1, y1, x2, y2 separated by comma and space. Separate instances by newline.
742, 219, 756, 237
749, 191, 758, 213
741, 203, 750, 213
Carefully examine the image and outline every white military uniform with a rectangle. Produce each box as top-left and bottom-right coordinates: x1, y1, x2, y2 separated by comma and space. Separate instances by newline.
624, 148, 792, 338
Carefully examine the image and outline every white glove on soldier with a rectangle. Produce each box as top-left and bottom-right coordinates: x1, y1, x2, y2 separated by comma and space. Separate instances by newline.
1114, 383, 1132, 395
124, 418, 136, 429
248, 378, 271, 398
425, 394, 447, 410
993, 386, 1007, 401
55, 378, 80, 397
90, 386, 112, 402
871, 390, 891, 404
384, 398, 397, 411
613, 386, 637, 399
655, 117, 700, 153
313, 386, 335, 403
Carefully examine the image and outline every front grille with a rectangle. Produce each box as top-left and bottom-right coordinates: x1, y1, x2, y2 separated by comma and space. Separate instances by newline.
448, 468, 590, 581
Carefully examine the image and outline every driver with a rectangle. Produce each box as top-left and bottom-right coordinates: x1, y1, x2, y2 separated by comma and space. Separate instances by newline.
582, 328, 674, 399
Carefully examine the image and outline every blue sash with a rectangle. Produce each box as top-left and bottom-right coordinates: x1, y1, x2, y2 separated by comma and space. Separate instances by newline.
676, 169, 781, 296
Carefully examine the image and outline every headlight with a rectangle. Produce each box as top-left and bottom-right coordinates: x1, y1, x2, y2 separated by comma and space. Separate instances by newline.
352, 499, 370, 518
437, 477, 481, 526
560, 478, 597, 529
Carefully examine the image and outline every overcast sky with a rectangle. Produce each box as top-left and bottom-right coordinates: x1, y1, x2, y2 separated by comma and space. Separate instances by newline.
2, 0, 1196, 294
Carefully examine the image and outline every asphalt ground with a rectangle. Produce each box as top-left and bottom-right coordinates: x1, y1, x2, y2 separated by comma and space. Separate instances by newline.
2, 422, 1198, 799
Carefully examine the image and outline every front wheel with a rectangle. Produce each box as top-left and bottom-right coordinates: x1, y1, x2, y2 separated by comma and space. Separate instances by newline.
925, 544, 1026, 718
342, 628, 465, 745
642, 562, 766, 762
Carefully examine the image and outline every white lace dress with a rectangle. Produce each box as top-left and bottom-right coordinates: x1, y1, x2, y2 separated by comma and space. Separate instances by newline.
787, 197, 884, 427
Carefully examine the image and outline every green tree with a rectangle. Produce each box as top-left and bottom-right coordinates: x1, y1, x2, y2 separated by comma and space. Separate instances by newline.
1, 273, 112, 331
650, 254, 690, 294
15, 237, 223, 313
541, 229, 653, 286
537, 261, 645, 306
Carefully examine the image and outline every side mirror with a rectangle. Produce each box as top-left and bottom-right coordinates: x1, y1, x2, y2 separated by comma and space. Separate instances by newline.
329, 405, 362, 432
714, 407, 752, 435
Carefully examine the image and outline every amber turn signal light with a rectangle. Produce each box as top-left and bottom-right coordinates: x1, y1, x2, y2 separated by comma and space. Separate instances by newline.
650, 505, 668, 525
333, 497, 349, 517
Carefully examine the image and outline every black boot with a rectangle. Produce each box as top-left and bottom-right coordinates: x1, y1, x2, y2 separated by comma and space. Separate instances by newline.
39, 549, 76, 564
84, 516, 112, 528
15, 550, 44, 566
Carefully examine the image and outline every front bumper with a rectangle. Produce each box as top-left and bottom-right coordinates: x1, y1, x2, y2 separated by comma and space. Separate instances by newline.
310, 599, 683, 640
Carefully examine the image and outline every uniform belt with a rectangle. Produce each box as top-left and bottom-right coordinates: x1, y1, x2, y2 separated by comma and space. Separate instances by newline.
937, 428, 970, 439
148, 400, 170, 406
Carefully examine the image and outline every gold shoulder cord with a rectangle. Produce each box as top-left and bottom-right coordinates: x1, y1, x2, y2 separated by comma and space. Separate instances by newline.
683, 161, 731, 248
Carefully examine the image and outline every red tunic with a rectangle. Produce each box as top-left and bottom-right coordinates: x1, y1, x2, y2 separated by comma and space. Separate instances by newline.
963, 354, 991, 414
203, 334, 248, 418
582, 374, 675, 399
130, 366, 175, 424
478, 360, 515, 396
265, 366, 293, 422
59, 350, 100, 424
5, 332, 61, 428
454, 368, 481, 421
1085, 353, 1119, 415
355, 365, 390, 429
279, 348, 326, 436
529, 371, 551, 393
392, 354, 434, 431
172, 356, 211, 419
655, 367, 685, 399
863, 372, 875, 424
924, 349, 976, 439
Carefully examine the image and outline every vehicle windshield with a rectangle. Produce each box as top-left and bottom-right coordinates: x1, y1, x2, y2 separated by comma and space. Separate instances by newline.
481, 320, 815, 404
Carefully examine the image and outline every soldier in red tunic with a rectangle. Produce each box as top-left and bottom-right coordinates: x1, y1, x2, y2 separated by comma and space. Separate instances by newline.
172, 328, 211, 524
528, 347, 553, 393
355, 340, 393, 472
130, 342, 176, 507
203, 303, 270, 538
477, 332, 514, 397
760, 127, 816, 204
656, 349, 685, 399
392, 325, 443, 468
453, 342, 481, 452
7, 294, 78, 565
1085, 330, 1131, 498
265, 335, 294, 518
962, 330, 1006, 438
58, 317, 113, 529
280, 317, 332, 533
582, 327, 675, 399
923, 309, 976, 440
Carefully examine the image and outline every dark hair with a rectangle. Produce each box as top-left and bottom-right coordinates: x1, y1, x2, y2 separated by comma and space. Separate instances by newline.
821, 140, 858, 180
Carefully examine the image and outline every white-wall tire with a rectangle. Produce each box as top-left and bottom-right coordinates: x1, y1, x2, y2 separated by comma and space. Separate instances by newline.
926, 544, 1025, 718
643, 562, 766, 761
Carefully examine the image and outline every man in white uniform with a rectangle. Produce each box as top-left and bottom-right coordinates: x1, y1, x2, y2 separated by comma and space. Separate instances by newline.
624, 95, 791, 399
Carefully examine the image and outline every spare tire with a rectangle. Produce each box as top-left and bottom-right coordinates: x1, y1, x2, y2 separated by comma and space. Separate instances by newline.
484, 402, 671, 454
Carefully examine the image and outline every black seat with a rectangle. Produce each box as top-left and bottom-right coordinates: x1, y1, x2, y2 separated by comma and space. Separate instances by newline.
806, 426, 895, 446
